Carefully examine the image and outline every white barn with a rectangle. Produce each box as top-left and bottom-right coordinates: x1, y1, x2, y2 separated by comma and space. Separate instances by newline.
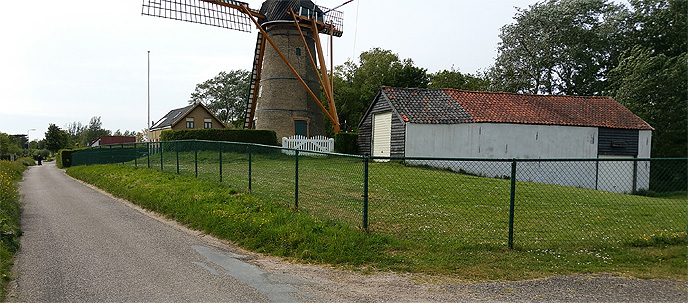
358, 87, 654, 193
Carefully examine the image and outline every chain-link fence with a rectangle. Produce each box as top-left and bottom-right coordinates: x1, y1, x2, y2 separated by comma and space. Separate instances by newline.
72, 140, 687, 250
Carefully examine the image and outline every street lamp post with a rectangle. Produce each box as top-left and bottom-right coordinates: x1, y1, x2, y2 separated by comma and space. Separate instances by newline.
148, 51, 151, 143
27, 128, 36, 156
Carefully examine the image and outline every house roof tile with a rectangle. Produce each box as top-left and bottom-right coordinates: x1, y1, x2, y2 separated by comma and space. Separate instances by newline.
380, 87, 652, 130
151, 104, 196, 130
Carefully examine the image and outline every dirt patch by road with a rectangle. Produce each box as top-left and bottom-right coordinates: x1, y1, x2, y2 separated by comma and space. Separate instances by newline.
254, 256, 687, 302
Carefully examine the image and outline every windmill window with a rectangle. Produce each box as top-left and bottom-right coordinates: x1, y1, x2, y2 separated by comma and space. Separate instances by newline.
296, 48, 301, 56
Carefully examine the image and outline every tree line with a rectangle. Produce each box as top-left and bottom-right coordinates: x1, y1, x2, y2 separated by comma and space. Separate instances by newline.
188, 0, 685, 158
8, 117, 143, 158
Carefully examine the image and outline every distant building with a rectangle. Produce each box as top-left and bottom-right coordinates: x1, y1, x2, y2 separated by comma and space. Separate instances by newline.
89, 136, 136, 147
149, 102, 227, 142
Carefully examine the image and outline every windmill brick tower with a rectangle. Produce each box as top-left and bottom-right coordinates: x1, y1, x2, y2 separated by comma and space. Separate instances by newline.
142, 0, 348, 142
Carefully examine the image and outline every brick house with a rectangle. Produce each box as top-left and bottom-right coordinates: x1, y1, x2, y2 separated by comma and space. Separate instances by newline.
150, 102, 227, 142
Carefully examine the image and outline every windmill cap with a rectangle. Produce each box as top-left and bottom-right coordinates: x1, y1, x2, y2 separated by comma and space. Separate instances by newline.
258, 0, 322, 24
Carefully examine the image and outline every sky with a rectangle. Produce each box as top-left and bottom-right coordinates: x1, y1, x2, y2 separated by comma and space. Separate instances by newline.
1, 0, 543, 141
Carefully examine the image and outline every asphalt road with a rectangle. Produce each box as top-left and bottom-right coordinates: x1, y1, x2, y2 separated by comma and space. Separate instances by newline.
8, 162, 308, 302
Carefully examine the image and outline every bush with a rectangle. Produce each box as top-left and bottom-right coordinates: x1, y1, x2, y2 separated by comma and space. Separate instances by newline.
160, 129, 278, 146
34, 149, 50, 160
57, 147, 86, 168
15, 157, 35, 166
334, 133, 358, 154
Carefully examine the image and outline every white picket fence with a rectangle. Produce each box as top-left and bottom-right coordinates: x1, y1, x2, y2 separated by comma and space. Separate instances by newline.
282, 135, 334, 156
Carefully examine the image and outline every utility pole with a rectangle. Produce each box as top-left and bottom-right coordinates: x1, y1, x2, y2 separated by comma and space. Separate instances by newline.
27, 128, 36, 156
147, 51, 151, 142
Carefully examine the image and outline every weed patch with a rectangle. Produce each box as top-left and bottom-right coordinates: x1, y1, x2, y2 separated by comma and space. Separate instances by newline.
0, 160, 26, 300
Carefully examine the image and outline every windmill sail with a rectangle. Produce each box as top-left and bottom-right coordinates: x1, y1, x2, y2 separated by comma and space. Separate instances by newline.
142, 0, 253, 32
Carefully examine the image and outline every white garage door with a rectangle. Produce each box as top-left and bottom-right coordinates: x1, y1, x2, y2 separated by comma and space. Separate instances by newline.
373, 112, 392, 160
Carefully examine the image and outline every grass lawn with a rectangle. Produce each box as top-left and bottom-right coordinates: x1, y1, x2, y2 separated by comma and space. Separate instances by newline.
66, 149, 688, 281
128, 150, 687, 248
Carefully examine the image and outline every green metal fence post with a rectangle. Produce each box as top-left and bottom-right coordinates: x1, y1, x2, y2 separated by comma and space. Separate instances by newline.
363, 153, 369, 231
147, 142, 150, 168
508, 159, 517, 249
134, 143, 138, 167
194, 140, 198, 178
160, 142, 164, 171
632, 158, 638, 194
248, 146, 252, 193
176, 140, 179, 174
121, 144, 125, 165
219, 141, 223, 183
294, 149, 299, 210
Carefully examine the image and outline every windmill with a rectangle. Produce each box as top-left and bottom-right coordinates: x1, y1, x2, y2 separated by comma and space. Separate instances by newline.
141, 0, 352, 140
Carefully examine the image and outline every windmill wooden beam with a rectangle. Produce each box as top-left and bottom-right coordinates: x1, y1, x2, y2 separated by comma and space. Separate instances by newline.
289, 9, 340, 133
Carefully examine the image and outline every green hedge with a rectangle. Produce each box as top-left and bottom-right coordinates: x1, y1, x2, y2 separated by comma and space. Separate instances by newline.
160, 129, 278, 146
57, 147, 86, 168
334, 133, 358, 154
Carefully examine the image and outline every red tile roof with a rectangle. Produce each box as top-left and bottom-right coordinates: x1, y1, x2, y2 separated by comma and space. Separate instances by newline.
380, 87, 652, 130
89, 136, 136, 147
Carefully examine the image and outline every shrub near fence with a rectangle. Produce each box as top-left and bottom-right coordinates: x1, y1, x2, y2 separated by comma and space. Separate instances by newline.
160, 129, 278, 146
57, 147, 86, 168
70, 140, 688, 250
334, 133, 358, 154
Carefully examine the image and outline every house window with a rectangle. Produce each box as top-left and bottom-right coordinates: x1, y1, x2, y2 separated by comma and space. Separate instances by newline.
186, 118, 194, 128
294, 119, 308, 137
204, 118, 212, 129
296, 47, 301, 56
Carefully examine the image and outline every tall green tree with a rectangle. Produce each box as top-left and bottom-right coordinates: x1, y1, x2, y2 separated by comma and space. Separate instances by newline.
608, 0, 687, 158
490, 0, 629, 95
65, 121, 87, 145
609, 48, 687, 157
428, 67, 490, 90
333, 48, 428, 129
44, 124, 70, 153
0, 133, 22, 157
189, 70, 250, 126
80, 116, 111, 146
627, 0, 687, 57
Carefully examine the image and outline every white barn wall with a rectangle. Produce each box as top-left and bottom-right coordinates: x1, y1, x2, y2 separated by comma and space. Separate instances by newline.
405, 123, 603, 190
405, 123, 598, 158
598, 155, 635, 193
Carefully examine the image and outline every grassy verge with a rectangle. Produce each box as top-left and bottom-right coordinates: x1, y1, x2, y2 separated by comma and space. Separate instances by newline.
1, 160, 31, 301
67, 164, 687, 281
